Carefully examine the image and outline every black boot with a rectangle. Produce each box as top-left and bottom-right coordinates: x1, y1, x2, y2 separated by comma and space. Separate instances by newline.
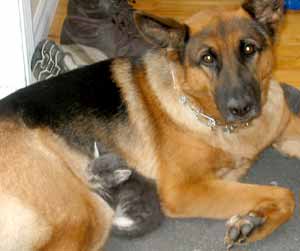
60, 0, 152, 58
67, 0, 112, 19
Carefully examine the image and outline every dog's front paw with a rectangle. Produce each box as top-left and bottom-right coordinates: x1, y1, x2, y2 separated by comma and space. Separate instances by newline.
224, 212, 266, 250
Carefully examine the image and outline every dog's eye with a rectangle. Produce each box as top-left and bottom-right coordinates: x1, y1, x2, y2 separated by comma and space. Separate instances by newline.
241, 42, 257, 57
201, 53, 215, 66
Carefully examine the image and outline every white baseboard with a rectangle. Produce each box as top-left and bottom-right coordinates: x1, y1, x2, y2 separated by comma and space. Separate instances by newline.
33, 0, 59, 45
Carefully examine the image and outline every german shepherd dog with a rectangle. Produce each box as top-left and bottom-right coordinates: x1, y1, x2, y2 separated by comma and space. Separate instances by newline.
0, 0, 298, 250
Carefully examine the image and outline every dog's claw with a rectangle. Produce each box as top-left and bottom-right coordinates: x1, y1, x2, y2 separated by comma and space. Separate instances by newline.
241, 223, 253, 236
225, 212, 266, 250
228, 226, 240, 241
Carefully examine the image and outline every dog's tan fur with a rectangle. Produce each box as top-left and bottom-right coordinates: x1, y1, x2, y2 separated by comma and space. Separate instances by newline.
0, 0, 298, 250
0, 120, 113, 250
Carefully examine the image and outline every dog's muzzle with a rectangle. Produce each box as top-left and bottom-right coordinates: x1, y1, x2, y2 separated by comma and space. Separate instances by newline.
216, 85, 261, 124
225, 96, 260, 122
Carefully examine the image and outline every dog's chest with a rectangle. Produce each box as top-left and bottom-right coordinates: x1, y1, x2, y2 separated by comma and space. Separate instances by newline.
212, 82, 289, 180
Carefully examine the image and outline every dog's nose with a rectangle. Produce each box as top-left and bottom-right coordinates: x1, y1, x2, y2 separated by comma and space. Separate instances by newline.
227, 98, 253, 118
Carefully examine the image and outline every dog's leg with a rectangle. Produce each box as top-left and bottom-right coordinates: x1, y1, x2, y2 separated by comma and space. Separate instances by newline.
273, 114, 300, 158
0, 195, 52, 251
273, 84, 300, 157
159, 179, 295, 245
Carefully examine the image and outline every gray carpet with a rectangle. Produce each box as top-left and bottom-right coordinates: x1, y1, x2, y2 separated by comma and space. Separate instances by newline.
105, 148, 300, 251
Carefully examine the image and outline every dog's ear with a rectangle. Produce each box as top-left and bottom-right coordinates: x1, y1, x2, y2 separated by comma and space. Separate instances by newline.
134, 11, 189, 49
242, 0, 285, 37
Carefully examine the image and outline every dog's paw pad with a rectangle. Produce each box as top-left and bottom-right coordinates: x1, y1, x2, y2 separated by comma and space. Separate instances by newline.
224, 213, 266, 250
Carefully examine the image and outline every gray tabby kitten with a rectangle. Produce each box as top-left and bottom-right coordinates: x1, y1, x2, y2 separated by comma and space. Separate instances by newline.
88, 143, 164, 238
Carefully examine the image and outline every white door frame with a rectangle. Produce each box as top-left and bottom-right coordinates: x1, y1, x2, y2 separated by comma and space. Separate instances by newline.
0, 0, 58, 98
33, 0, 59, 45
0, 0, 32, 98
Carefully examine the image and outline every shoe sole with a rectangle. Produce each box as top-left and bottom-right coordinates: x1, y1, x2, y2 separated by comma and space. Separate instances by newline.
31, 40, 68, 81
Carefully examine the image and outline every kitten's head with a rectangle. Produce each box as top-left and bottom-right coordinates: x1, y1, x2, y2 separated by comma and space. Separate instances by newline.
91, 156, 132, 189
90, 142, 132, 189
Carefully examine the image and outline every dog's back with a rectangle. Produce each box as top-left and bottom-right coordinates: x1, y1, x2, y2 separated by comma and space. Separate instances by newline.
0, 61, 121, 250
0, 59, 127, 154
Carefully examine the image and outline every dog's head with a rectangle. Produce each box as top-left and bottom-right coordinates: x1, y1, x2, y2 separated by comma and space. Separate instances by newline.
135, 0, 284, 124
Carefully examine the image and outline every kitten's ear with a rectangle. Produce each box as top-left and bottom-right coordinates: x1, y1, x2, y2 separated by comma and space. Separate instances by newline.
113, 170, 132, 185
93, 141, 100, 159
93, 142, 109, 158
242, 0, 285, 37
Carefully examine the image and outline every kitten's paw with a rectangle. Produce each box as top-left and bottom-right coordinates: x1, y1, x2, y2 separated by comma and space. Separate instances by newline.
113, 216, 135, 230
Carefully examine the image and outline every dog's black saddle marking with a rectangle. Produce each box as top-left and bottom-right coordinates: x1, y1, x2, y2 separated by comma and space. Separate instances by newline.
0, 59, 128, 155
0, 59, 127, 125
280, 83, 300, 115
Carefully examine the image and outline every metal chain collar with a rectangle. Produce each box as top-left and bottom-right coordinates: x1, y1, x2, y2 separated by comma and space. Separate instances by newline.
166, 49, 250, 134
